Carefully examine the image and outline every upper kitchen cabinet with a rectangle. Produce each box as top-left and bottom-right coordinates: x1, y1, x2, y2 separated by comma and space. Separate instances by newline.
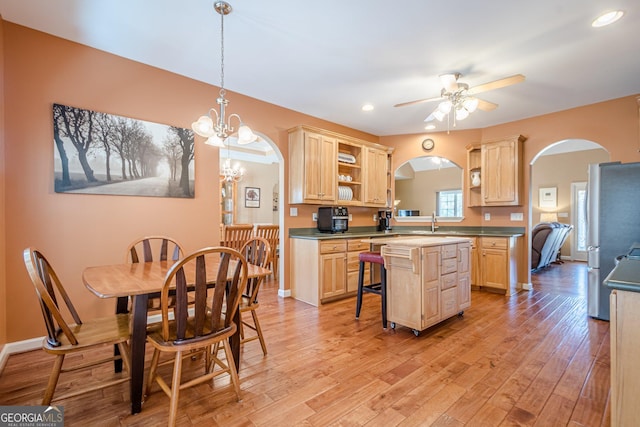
289, 127, 337, 204
467, 135, 526, 207
363, 146, 389, 207
288, 125, 393, 206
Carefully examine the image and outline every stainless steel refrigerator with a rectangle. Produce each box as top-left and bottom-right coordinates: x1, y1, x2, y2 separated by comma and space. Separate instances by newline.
587, 161, 640, 321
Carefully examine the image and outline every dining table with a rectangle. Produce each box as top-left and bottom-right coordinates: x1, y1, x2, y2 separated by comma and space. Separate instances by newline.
82, 258, 271, 415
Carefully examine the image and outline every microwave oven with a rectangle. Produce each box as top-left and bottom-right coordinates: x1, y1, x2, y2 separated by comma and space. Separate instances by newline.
317, 206, 349, 233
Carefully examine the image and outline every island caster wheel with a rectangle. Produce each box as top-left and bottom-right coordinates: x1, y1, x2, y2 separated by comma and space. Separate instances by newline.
458, 311, 464, 317
412, 329, 420, 337
390, 322, 396, 329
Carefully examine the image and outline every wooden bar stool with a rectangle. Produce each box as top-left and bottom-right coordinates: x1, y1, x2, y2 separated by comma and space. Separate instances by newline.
355, 251, 387, 328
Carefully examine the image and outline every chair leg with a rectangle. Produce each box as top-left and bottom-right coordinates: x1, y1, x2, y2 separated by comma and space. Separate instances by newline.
222, 341, 241, 401
251, 310, 268, 355
355, 260, 365, 319
145, 349, 161, 397
43, 354, 64, 405
380, 265, 387, 329
167, 351, 183, 427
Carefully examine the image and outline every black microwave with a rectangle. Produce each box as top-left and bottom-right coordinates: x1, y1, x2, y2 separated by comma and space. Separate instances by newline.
317, 206, 349, 233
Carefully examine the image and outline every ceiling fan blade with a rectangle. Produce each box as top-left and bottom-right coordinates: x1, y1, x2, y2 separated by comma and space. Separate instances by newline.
476, 98, 498, 111
467, 74, 525, 95
394, 95, 444, 108
439, 73, 461, 92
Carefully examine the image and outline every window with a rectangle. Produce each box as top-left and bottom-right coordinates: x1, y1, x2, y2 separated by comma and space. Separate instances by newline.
437, 189, 463, 217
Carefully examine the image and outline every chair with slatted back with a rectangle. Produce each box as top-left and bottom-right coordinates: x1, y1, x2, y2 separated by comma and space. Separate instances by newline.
23, 247, 131, 405
238, 236, 271, 355
221, 224, 254, 252
125, 236, 184, 312
144, 247, 247, 427
255, 224, 279, 279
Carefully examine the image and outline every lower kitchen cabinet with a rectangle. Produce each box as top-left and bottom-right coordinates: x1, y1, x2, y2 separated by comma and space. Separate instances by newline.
479, 236, 520, 296
291, 237, 370, 306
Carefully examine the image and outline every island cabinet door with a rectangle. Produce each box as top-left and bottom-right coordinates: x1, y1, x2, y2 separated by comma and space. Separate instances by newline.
384, 246, 423, 330
422, 247, 442, 329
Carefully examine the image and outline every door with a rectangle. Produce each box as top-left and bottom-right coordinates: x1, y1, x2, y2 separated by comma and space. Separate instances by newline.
572, 182, 587, 261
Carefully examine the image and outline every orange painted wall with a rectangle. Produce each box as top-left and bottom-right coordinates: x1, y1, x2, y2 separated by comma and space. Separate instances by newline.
1, 19, 639, 345
0, 21, 378, 343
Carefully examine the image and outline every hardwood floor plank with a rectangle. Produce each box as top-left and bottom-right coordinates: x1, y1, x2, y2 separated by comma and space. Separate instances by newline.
0, 262, 611, 426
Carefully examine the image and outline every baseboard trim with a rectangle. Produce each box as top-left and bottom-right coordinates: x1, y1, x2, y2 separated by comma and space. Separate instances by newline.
278, 289, 291, 298
0, 337, 43, 373
521, 282, 533, 291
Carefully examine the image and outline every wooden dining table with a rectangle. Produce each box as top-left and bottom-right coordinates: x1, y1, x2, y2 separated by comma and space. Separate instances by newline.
82, 259, 271, 415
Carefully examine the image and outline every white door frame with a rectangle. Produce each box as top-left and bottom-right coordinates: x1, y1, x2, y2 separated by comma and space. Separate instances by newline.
571, 181, 587, 262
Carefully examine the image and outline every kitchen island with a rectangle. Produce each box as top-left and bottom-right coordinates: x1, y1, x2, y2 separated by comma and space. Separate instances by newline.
380, 236, 471, 335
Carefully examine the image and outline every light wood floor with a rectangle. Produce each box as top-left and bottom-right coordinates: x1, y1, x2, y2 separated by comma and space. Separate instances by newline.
0, 261, 610, 426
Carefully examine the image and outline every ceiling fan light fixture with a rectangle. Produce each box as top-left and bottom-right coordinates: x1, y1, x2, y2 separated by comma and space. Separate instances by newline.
462, 97, 479, 113
455, 106, 469, 121
592, 10, 624, 27
438, 100, 452, 114
432, 110, 446, 122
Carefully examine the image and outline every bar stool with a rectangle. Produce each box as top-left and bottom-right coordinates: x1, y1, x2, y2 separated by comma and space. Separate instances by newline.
355, 251, 387, 328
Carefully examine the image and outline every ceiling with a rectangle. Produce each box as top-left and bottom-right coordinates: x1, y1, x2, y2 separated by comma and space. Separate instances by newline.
1, 0, 639, 137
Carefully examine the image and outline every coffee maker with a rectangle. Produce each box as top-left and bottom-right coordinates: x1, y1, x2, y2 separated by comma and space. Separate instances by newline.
377, 210, 393, 232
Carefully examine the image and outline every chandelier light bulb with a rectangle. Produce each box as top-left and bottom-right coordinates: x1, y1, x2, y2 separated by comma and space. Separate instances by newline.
192, 115, 215, 137
237, 124, 257, 144
205, 135, 225, 147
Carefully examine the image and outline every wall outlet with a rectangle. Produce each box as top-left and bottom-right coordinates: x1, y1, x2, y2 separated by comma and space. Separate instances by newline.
312, 213, 318, 221
349, 214, 353, 221
510, 213, 524, 221
484, 213, 491, 221
290, 207, 298, 217
558, 212, 569, 218
373, 214, 378, 222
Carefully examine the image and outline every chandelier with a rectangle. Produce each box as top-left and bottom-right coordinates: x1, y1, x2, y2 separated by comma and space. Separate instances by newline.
220, 143, 244, 182
428, 83, 479, 125
192, 1, 256, 147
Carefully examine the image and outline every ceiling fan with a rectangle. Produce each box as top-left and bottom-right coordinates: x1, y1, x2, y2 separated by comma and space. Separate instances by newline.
394, 73, 525, 123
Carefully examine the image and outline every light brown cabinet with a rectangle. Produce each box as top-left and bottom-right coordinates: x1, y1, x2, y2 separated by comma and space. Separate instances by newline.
466, 135, 525, 207
363, 146, 389, 207
382, 240, 471, 335
290, 237, 370, 306
288, 125, 393, 206
479, 236, 519, 296
610, 289, 640, 426
288, 128, 337, 203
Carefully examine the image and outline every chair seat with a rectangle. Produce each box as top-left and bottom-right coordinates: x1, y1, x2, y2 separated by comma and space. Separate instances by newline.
147, 321, 237, 353
42, 313, 131, 354
359, 251, 384, 265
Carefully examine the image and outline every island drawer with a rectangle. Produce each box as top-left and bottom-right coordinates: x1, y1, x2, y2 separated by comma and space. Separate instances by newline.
441, 257, 458, 275
347, 239, 370, 252
441, 244, 458, 259
441, 272, 457, 290
481, 237, 507, 249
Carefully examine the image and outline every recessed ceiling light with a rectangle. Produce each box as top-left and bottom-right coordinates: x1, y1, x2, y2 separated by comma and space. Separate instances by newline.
592, 10, 624, 27
361, 104, 374, 112
425, 124, 436, 130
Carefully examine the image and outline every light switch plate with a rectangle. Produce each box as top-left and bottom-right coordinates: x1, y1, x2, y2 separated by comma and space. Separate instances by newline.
290, 207, 298, 217
510, 213, 524, 221
484, 213, 491, 221
312, 213, 318, 221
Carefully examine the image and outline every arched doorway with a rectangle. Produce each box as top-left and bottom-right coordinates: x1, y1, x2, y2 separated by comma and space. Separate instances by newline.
222, 132, 285, 293
528, 139, 608, 275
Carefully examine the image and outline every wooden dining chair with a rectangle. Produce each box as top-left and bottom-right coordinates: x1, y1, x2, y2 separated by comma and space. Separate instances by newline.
255, 224, 279, 279
220, 224, 254, 252
238, 236, 271, 355
125, 236, 184, 312
144, 247, 248, 427
22, 247, 131, 405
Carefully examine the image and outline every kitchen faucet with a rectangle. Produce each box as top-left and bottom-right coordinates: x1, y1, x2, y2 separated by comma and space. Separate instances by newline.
431, 211, 439, 233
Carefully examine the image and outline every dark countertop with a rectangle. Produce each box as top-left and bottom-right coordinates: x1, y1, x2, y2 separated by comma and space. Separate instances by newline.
289, 226, 525, 240
605, 257, 640, 293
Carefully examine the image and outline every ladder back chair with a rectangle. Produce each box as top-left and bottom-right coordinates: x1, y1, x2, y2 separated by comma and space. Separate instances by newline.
238, 236, 272, 355
125, 236, 184, 312
221, 224, 254, 252
144, 247, 248, 427
22, 247, 131, 405
255, 224, 279, 279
